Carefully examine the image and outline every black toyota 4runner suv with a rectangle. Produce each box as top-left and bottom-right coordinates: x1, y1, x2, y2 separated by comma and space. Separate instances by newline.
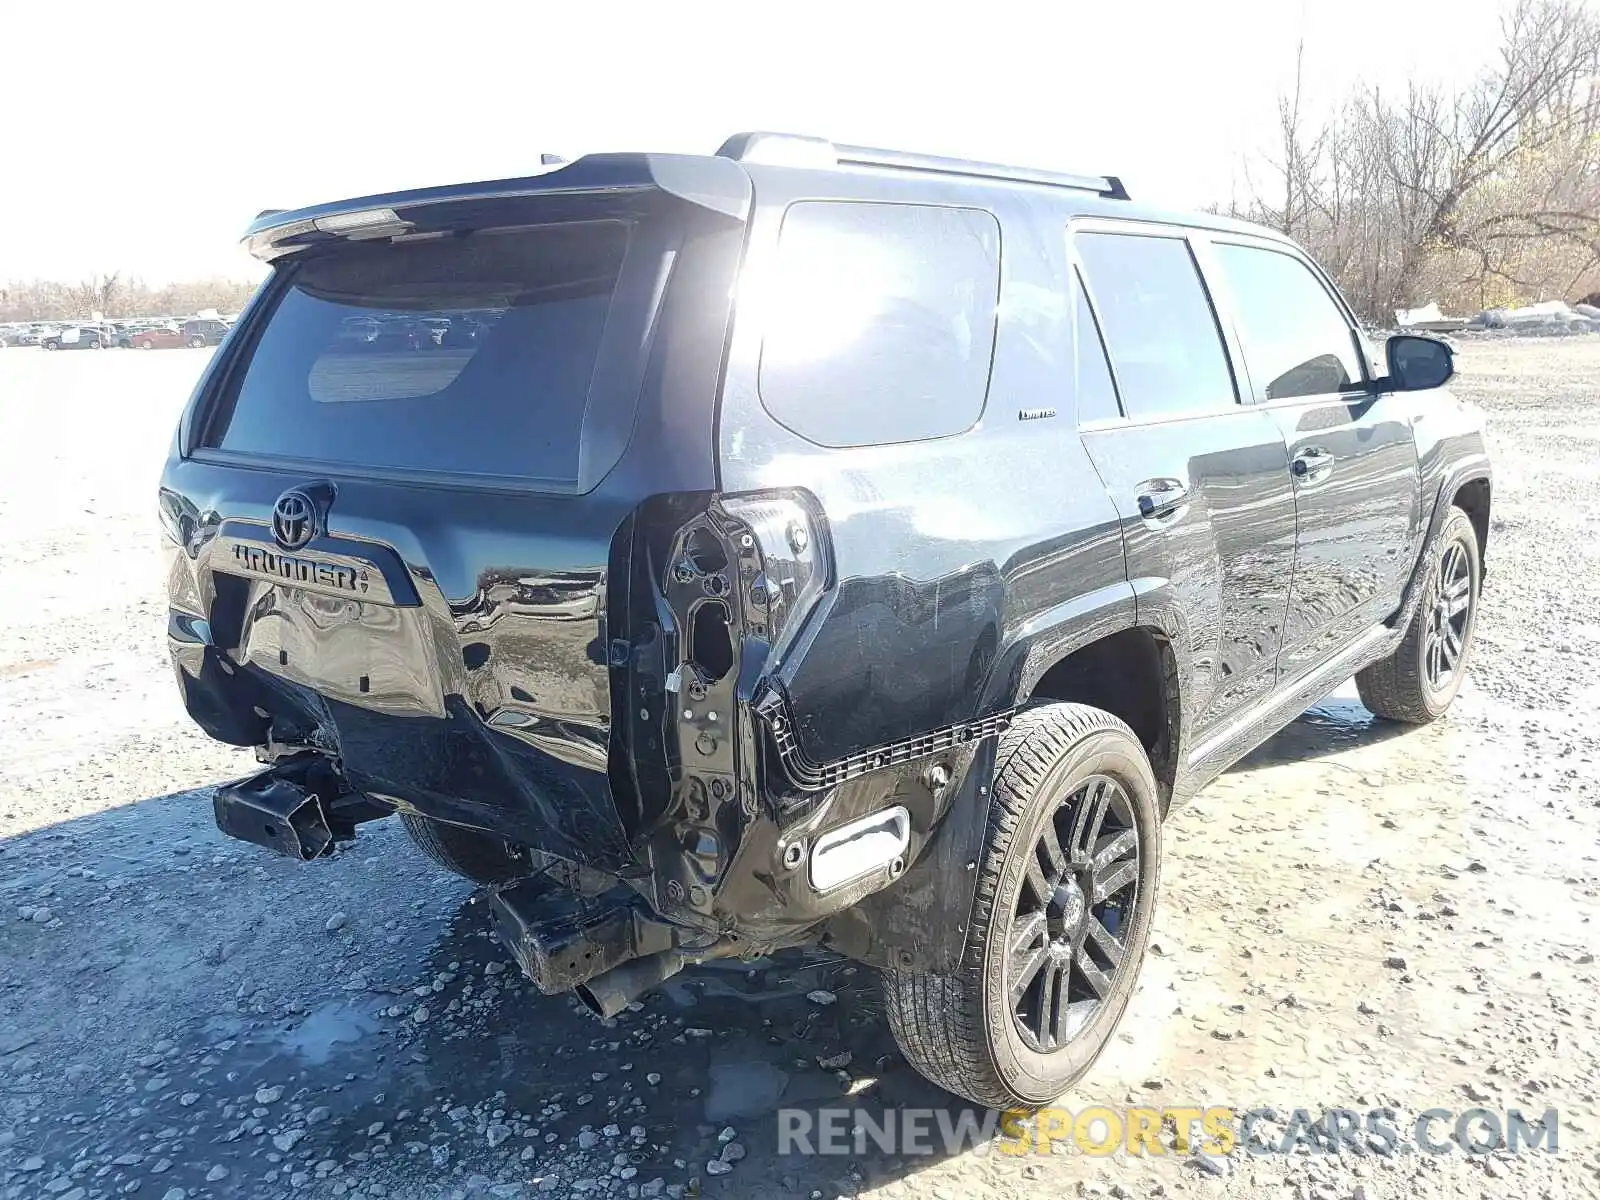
159, 133, 1491, 1109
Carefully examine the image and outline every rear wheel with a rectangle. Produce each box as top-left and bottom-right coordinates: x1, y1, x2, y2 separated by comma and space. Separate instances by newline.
139, 338, 154, 350
1357, 505, 1480, 723
884, 703, 1161, 1109
401, 814, 532, 885
188, 335, 205, 348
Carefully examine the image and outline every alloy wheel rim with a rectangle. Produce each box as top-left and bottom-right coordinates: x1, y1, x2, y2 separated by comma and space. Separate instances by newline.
1425, 541, 1472, 690
1007, 774, 1140, 1053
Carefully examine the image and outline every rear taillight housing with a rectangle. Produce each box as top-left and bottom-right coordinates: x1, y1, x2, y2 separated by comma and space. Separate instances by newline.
719, 493, 829, 673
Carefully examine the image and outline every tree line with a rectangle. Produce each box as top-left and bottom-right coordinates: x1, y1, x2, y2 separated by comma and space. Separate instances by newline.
0, 274, 258, 323
1230, 0, 1600, 322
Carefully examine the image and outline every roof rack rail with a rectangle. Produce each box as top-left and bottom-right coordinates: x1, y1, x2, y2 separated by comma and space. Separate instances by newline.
715, 132, 1129, 201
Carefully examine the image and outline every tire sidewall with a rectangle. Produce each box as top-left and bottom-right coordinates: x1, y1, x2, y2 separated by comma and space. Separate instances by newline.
979, 726, 1161, 1105
1416, 512, 1481, 716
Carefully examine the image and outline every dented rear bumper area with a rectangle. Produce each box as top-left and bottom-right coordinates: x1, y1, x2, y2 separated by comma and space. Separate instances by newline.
169, 640, 636, 871
187, 637, 993, 980
166, 488, 996, 977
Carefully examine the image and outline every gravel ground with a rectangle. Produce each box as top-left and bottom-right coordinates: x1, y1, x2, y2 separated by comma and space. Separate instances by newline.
1, 340, 1597, 1200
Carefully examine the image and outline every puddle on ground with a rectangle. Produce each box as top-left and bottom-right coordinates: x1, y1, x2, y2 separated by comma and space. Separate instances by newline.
1297, 697, 1378, 733
276, 999, 382, 1065
703, 1060, 792, 1121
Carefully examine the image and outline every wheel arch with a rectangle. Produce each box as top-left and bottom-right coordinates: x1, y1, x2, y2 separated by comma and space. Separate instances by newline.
827, 600, 1185, 974
1397, 460, 1492, 629
1023, 625, 1182, 814
1451, 474, 1491, 575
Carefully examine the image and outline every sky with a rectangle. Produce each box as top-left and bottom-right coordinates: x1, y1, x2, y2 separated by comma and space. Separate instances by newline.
0, 0, 1523, 284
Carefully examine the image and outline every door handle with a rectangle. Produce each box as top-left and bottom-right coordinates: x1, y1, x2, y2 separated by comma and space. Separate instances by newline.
1136, 479, 1189, 519
1291, 448, 1335, 481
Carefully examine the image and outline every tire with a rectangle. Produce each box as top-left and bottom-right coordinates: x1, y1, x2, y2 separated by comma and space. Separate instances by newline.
188, 336, 205, 348
44, 342, 57, 351
400, 813, 531, 885
884, 703, 1162, 1109
1356, 505, 1481, 724
139, 339, 154, 350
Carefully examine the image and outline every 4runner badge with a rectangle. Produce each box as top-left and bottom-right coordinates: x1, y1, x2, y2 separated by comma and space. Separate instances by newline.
231, 543, 361, 594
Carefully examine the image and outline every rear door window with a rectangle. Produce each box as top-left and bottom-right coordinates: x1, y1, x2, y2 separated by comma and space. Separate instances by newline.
1074, 231, 1237, 421
1073, 270, 1121, 423
207, 221, 629, 484
757, 200, 1001, 448
1211, 243, 1365, 401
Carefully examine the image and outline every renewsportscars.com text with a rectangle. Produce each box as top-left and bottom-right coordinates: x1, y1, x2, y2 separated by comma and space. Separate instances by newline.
777, 1105, 1559, 1158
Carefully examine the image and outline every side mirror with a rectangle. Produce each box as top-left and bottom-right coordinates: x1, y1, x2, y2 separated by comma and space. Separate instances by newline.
1383, 333, 1454, 392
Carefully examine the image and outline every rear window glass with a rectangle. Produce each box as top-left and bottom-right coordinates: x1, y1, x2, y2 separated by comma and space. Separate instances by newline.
757, 201, 1000, 448
209, 222, 629, 482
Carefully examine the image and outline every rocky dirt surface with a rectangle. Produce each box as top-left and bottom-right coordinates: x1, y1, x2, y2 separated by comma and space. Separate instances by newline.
1, 341, 1597, 1200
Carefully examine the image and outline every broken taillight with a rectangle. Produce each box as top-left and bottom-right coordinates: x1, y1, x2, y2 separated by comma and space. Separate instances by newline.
718, 493, 829, 672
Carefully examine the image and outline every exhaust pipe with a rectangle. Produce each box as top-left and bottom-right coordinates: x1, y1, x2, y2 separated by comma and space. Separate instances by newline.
576, 949, 690, 1018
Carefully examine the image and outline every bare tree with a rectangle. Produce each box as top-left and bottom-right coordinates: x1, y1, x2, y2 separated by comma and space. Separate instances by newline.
68, 271, 123, 316
1402, 0, 1600, 302
1243, 0, 1600, 320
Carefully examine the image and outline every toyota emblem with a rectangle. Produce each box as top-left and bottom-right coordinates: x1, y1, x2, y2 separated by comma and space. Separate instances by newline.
271, 490, 318, 551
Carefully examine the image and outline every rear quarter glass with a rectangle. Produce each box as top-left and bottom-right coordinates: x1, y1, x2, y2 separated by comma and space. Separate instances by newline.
755, 200, 1002, 448
205, 221, 633, 486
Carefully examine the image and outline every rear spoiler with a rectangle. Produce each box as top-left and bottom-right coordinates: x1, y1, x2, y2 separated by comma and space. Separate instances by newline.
242, 153, 754, 262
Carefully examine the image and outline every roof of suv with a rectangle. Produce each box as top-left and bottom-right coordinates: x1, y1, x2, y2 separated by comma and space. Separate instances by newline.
241, 132, 1291, 260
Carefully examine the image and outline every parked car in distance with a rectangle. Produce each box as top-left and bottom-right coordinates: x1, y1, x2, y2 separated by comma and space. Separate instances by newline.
182, 317, 232, 347
159, 133, 1492, 1110
122, 325, 185, 349
336, 314, 452, 351
42, 326, 110, 350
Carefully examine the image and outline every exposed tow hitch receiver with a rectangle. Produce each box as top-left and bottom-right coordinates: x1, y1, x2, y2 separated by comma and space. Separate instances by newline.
212, 755, 382, 861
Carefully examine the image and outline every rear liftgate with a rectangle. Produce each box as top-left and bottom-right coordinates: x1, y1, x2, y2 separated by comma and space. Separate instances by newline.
167, 154, 764, 1006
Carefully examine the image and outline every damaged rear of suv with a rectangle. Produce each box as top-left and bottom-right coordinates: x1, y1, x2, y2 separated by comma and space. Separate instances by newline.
162, 149, 914, 1006
163, 133, 1489, 1109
